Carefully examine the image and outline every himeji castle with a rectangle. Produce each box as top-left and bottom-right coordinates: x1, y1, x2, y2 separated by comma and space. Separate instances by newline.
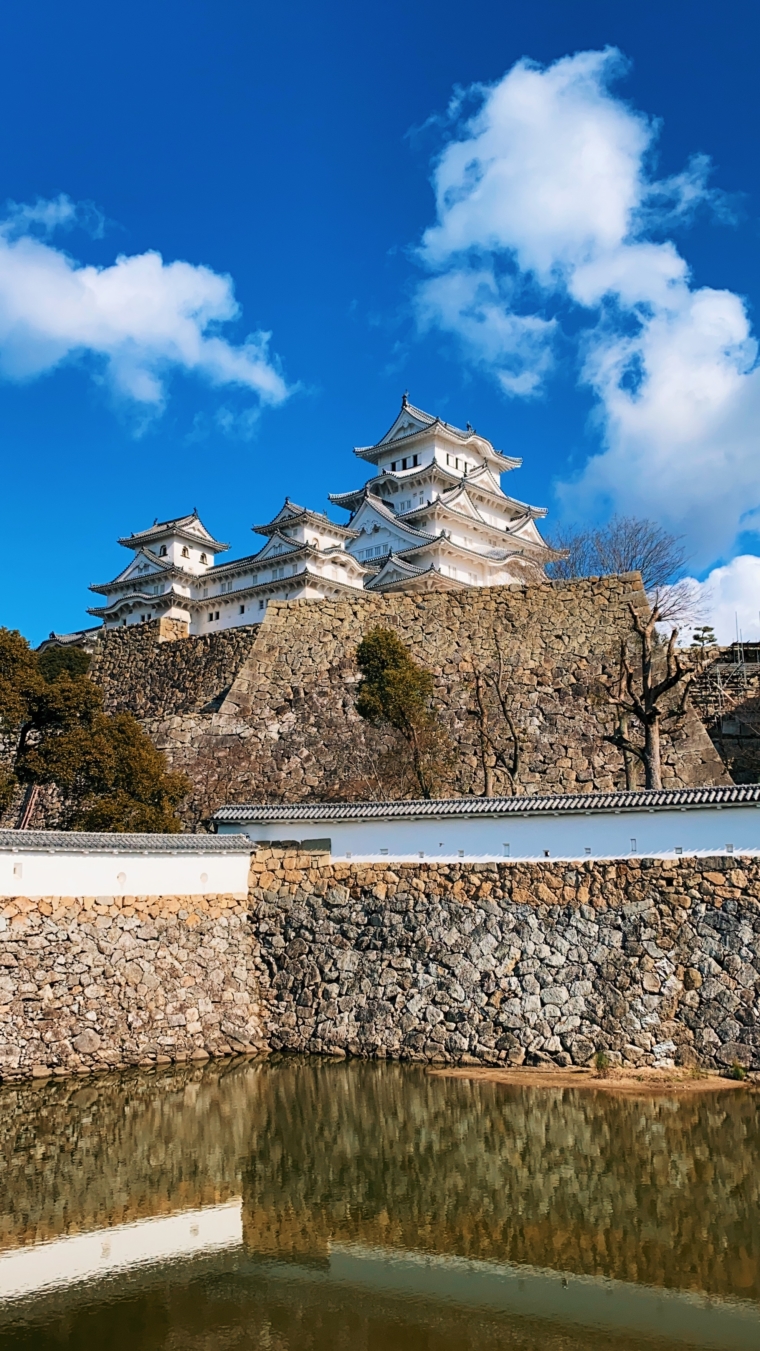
88, 397, 559, 636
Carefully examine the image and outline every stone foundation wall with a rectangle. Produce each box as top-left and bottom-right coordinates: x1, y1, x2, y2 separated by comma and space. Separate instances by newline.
249, 850, 760, 1072
89, 621, 260, 721
0, 891, 262, 1079
209, 576, 728, 798
86, 579, 729, 819
3, 852, 758, 1081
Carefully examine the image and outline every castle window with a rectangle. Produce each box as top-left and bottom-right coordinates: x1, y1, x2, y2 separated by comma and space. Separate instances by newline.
200, 552, 207, 564
412, 454, 418, 466
159, 545, 167, 557
259, 600, 264, 610
181, 546, 189, 558
401, 457, 408, 470
239, 605, 245, 614
390, 461, 396, 472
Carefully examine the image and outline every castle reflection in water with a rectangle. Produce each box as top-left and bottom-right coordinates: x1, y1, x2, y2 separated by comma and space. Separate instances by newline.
0, 1060, 759, 1351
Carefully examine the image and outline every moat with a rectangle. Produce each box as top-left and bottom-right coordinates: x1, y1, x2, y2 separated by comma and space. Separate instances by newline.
0, 1059, 758, 1350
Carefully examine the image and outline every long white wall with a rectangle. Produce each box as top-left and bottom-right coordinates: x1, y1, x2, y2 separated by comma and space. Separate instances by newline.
222, 803, 760, 862
0, 846, 251, 899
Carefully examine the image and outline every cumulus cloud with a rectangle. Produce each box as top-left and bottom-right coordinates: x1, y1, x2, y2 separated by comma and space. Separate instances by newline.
680, 555, 760, 645
416, 48, 760, 568
416, 267, 556, 395
0, 199, 290, 412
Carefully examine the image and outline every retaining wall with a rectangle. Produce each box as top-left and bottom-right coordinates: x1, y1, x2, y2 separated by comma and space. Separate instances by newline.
0, 890, 262, 1078
87, 578, 729, 815
2, 851, 760, 1079
249, 850, 760, 1073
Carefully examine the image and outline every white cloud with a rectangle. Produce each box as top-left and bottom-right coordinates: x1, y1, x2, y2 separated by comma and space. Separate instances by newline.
0, 200, 290, 412
416, 49, 760, 568
681, 555, 760, 645
2, 193, 105, 239
575, 288, 760, 557
416, 267, 556, 395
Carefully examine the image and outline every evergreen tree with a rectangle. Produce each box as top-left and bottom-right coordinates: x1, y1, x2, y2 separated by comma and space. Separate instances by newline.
355, 627, 451, 799
0, 628, 189, 831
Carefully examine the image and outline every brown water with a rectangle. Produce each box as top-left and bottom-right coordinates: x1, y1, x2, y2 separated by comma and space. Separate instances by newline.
0, 1058, 758, 1350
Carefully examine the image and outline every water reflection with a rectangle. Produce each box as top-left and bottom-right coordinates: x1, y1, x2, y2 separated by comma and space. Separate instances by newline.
0, 1059, 758, 1349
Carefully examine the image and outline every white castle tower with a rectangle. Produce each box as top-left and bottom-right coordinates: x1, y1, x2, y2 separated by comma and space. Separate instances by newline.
333, 394, 556, 592
87, 398, 557, 635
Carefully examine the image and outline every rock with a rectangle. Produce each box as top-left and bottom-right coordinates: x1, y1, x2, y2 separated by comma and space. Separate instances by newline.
72, 1031, 102, 1055
526, 1050, 556, 1068
716, 1042, 754, 1068
568, 1036, 596, 1065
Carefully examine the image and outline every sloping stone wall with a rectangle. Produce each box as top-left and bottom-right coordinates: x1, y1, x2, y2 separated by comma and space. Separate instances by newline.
89, 622, 259, 720
92, 577, 727, 814
0, 891, 262, 1078
249, 849, 760, 1072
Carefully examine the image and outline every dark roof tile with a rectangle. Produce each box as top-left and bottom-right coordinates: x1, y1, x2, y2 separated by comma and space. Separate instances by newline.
212, 784, 760, 824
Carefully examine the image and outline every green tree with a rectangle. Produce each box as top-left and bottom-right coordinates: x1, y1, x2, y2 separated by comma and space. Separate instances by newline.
0, 628, 189, 831
355, 627, 452, 799
0, 628, 44, 812
691, 625, 717, 670
37, 645, 92, 682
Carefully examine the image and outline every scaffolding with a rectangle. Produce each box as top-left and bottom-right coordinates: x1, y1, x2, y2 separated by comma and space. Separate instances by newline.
690, 649, 759, 728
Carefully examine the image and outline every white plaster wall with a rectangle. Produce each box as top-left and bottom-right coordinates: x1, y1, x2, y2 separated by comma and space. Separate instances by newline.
221, 804, 760, 862
0, 1202, 242, 1298
0, 847, 251, 899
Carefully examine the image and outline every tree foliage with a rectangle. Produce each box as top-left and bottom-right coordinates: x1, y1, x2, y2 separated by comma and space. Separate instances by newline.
355, 627, 452, 799
547, 515, 702, 625
37, 644, 92, 682
0, 628, 189, 831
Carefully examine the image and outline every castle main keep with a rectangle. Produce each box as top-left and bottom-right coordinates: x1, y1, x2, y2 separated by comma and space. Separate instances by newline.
85, 397, 558, 638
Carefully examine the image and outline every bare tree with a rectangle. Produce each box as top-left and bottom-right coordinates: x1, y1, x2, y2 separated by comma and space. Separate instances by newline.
602, 601, 693, 790
470, 645, 521, 796
548, 515, 703, 625
184, 733, 260, 826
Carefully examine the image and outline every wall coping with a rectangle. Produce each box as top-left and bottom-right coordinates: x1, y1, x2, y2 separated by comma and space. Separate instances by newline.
213, 784, 760, 825
0, 829, 251, 855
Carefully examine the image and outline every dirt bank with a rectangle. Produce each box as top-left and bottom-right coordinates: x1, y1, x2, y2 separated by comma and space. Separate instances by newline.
427, 1064, 757, 1096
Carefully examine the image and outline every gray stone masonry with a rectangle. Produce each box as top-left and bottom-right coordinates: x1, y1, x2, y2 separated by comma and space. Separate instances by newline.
250, 849, 760, 1072
88, 576, 730, 811
0, 891, 262, 1078
89, 622, 259, 721
3, 852, 758, 1081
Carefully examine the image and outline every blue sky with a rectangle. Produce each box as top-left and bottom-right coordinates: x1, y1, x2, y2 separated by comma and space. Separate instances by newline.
2, 0, 760, 644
